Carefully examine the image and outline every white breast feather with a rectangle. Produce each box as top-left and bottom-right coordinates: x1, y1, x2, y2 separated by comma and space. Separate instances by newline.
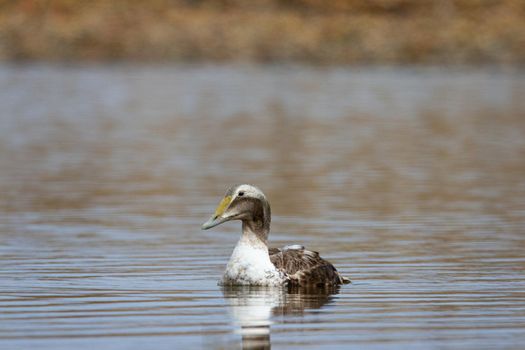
221, 240, 286, 286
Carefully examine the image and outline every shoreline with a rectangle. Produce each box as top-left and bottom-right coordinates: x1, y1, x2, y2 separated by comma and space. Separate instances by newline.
1, 1, 524, 65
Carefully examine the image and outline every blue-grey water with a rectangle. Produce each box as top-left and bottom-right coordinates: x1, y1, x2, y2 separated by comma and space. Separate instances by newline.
1, 65, 524, 349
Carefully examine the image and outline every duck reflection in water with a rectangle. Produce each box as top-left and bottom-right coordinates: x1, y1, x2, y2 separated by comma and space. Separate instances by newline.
222, 285, 340, 350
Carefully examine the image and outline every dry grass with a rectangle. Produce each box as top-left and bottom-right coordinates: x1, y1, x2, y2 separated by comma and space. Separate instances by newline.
0, 0, 524, 64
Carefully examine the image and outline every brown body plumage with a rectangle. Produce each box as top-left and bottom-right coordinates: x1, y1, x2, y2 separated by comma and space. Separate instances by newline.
269, 247, 349, 287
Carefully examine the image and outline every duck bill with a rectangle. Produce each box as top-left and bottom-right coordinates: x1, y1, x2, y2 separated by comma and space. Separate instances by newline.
201, 215, 230, 230
202, 195, 233, 230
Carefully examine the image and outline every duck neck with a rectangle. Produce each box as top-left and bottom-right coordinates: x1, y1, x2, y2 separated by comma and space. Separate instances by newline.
240, 199, 271, 249
240, 221, 269, 249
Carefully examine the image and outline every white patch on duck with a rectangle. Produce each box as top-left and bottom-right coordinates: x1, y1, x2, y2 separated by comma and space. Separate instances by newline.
282, 244, 304, 251
221, 239, 287, 286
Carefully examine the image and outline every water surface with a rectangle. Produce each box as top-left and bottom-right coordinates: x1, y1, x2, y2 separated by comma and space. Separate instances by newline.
1, 65, 525, 349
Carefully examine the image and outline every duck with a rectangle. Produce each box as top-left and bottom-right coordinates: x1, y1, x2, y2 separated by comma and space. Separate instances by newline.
202, 184, 350, 287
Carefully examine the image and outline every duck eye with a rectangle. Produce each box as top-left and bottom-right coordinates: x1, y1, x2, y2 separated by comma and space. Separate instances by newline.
238, 191, 244, 197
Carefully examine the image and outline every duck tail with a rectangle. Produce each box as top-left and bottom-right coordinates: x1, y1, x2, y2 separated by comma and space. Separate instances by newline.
341, 276, 351, 284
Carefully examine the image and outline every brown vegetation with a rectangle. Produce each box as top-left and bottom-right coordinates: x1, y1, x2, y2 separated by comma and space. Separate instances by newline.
0, 0, 524, 64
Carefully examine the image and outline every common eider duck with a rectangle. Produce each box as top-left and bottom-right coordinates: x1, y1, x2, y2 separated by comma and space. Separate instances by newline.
202, 184, 350, 287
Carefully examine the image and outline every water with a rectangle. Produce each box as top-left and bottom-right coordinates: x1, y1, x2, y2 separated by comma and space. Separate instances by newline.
1, 64, 524, 349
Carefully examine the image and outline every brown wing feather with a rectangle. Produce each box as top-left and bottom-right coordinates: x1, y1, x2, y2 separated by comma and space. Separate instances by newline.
270, 246, 350, 287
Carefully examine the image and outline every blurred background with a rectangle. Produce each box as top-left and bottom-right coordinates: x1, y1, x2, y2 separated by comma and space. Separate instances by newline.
1, 1, 525, 350
1, 0, 524, 64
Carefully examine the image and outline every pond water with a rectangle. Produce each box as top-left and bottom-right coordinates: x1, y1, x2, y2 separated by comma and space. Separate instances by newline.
0, 64, 524, 349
